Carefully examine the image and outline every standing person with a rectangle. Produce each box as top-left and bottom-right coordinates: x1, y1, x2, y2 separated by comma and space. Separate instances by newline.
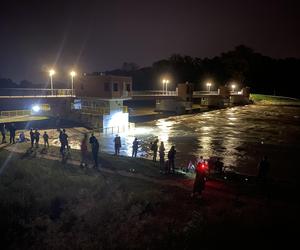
167, 145, 176, 173
151, 139, 159, 162
196, 155, 204, 165
62, 129, 69, 149
34, 129, 40, 148
92, 137, 99, 168
257, 155, 270, 184
9, 123, 16, 144
114, 134, 121, 156
1, 123, 6, 144
43, 131, 49, 148
132, 137, 138, 157
191, 160, 207, 198
159, 141, 165, 173
59, 129, 64, 156
30, 128, 35, 148
89, 132, 96, 145
80, 133, 88, 168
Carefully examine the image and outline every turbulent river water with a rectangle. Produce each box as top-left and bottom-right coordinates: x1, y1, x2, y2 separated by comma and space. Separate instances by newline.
12, 104, 299, 183
99, 104, 300, 182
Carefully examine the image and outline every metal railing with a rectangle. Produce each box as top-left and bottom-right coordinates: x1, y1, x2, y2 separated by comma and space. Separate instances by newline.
74, 105, 128, 116
100, 122, 135, 135
0, 88, 74, 97
193, 91, 219, 96
132, 90, 178, 96
0, 110, 31, 118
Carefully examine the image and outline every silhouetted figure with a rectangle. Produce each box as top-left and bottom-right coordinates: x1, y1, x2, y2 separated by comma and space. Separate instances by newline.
191, 161, 206, 198
167, 145, 176, 173
9, 123, 16, 144
89, 133, 96, 144
215, 157, 224, 174
18, 132, 25, 143
114, 134, 121, 156
62, 129, 69, 148
43, 131, 49, 148
59, 129, 64, 156
34, 129, 40, 148
151, 139, 159, 162
159, 141, 165, 173
30, 128, 35, 148
132, 137, 138, 157
80, 133, 88, 167
1, 123, 6, 143
257, 155, 270, 184
196, 155, 204, 165
90, 134, 100, 168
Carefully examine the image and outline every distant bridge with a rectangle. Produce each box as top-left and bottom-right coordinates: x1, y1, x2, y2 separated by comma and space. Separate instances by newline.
0, 88, 243, 99
0, 88, 75, 99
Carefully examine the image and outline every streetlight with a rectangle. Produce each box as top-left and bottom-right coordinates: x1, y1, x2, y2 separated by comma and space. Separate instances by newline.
206, 82, 212, 92
162, 79, 169, 95
49, 69, 55, 96
231, 84, 236, 93
70, 71, 76, 96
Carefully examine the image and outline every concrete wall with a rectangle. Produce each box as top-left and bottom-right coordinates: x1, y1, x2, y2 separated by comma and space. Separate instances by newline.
230, 95, 250, 105
0, 98, 73, 118
155, 99, 187, 114
201, 95, 225, 107
75, 74, 132, 99
177, 82, 194, 101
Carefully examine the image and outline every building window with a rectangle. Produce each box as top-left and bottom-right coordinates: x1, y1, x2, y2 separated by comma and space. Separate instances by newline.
104, 82, 110, 91
126, 84, 131, 92
113, 83, 118, 91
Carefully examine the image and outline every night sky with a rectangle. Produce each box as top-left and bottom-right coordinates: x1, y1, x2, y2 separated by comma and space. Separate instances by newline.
1, 0, 299, 84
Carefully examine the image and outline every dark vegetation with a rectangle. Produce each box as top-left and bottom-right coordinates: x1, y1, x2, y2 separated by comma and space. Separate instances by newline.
106, 45, 300, 98
1, 45, 300, 98
0, 147, 299, 249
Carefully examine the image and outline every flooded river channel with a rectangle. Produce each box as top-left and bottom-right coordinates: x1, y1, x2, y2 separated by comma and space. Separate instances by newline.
100, 104, 300, 182
16, 104, 300, 183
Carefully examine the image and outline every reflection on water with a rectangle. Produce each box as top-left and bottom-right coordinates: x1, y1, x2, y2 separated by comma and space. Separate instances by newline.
97, 105, 300, 181
38, 105, 299, 181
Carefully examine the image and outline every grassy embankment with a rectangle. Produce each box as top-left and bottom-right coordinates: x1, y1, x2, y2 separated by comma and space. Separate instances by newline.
250, 94, 300, 105
0, 142, 299, 248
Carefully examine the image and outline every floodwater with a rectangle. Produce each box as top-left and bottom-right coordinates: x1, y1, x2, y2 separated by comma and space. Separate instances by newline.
17, 104, 300, 183
99, 104, 300, 182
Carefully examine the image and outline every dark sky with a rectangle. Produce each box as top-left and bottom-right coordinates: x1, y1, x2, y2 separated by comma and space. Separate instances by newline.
1, 0, 299, 84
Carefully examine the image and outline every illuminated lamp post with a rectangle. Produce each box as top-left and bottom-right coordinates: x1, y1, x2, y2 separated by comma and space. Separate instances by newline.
231, 84, 236, 93
70, 71, 76, 96
49, 69, 55, 96
206, 82, 212, 92
162, 79, 169, 95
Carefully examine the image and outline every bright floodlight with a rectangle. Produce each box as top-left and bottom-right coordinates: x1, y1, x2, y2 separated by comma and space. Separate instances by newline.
231, 84, 236, 91
49, 69, 55, 76
70, 71, 76, 77
206, 82, 212, 91
32, 105, 40, 112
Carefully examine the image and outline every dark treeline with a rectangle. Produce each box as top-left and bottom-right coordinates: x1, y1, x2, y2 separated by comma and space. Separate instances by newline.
107, 45, 300, 98
1, 45, 300, 98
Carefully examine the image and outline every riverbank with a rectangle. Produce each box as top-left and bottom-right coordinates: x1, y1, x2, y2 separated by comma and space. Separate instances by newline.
0, 143, 299, 249
250, 93, 300, 106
